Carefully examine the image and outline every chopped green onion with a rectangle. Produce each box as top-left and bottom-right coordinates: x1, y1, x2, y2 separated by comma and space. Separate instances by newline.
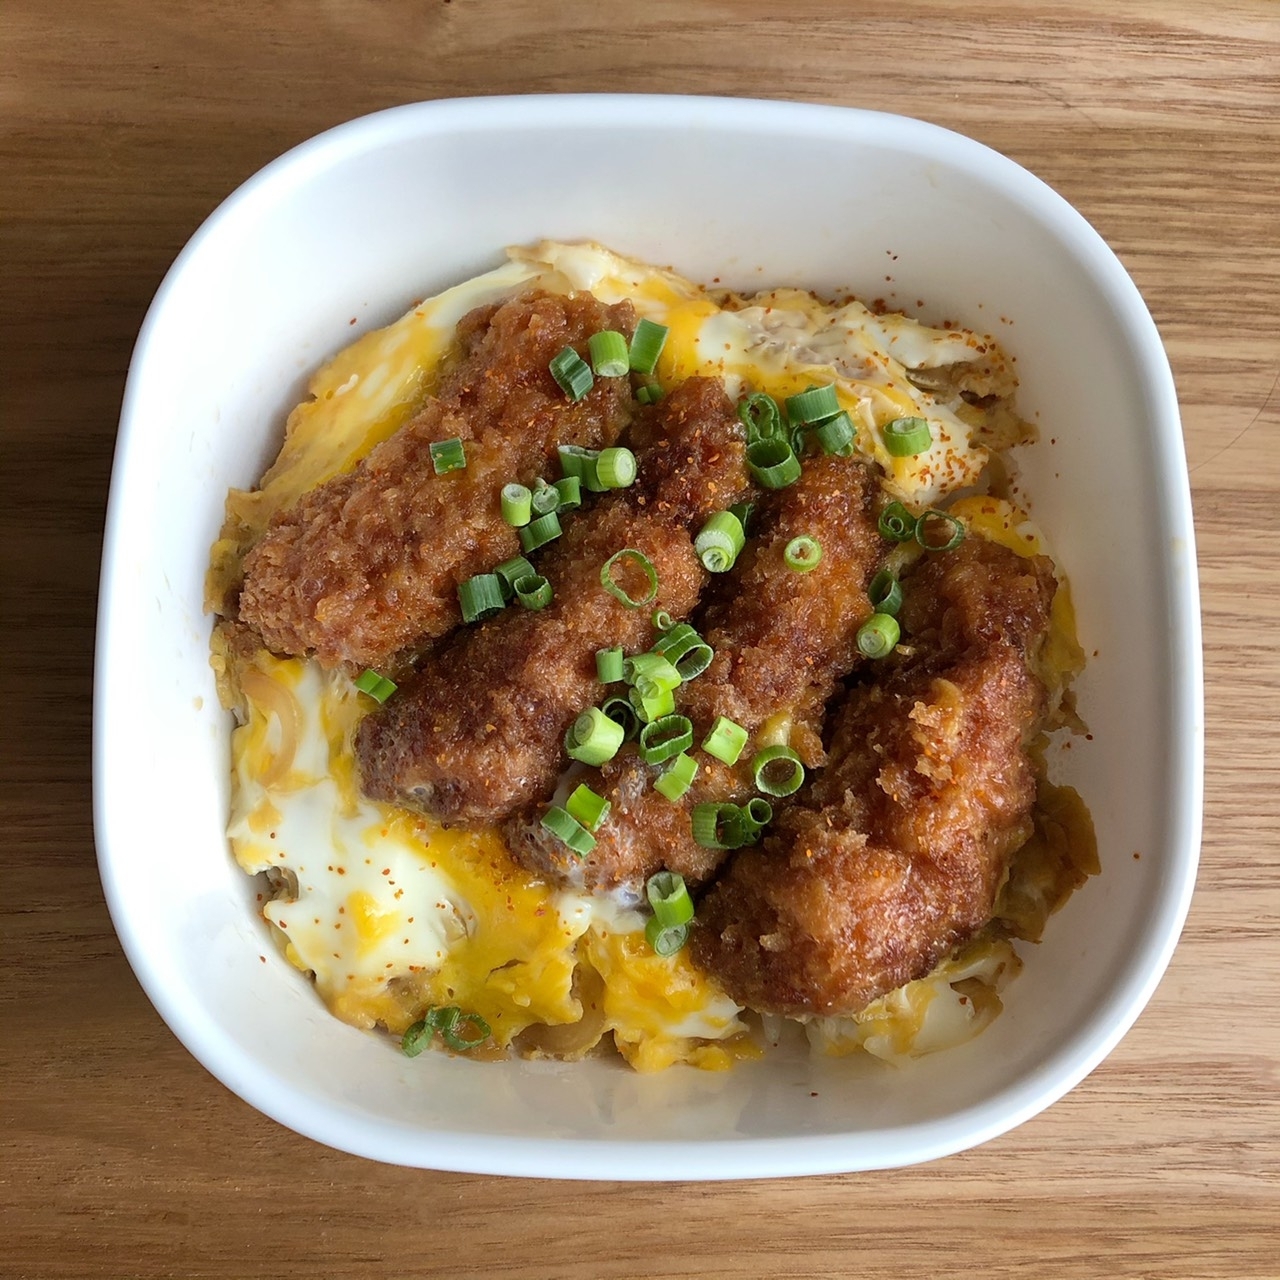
635, 379, 665, 406
519, 510, 563, 553
493, 554, 537, 600
882, 416, 933, 457
751, 745, 805, 797
557, 444, 599, 481
651, 622, 714, 681
541, 804, 597, 856
743, 796, 773, 829
513, 573, 553, 610
553, 475, 582, 510
814, 410, 856, 457
588, 329, 630, 377
651, 609, 674, 632
645, 916, 689, 957
596, 646, 625, 684
629, 682, 675, 724
457, 573, 506, 624
401, 1018, 433, 1057
564, 707, 625, 765
747, 437, 802, 489
623, 651, 682, 693
601, 694, 641, 741
785, 383, 840, 426
549, 346, 594, 401
915, 509, 966, 552
702, 715, 748, 766
530, 480, 561, 516
857, 612, 901, 659
438, 1007, 491, 1052
596, 446, 637, 489
784, 535, 822, 572
429, 437, 467, 474
691, 801, 751, 849
353, 669, 397, 703
738, 392, 783, 442
654, 751, 698, 801
878, 501, 918, 542
868, 568, 903, 616
638, 714, 694, 765
628, 318, 669, 374
694, 510, 746, 574
566, 783, 610, 833
501, 482, 532, 527
646, 870, 695, 929
728, 500, 755, 533
601, 548, 658, 609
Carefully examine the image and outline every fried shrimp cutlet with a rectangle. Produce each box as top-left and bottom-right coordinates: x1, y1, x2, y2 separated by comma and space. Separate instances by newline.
691, 537, 1058, 1017
237, 291, 638, 672
504, 452, 886, 892
354, 377, 752, 827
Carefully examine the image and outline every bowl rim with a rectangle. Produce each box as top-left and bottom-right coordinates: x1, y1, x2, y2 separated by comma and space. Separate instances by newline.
94, 93, 1204, 1179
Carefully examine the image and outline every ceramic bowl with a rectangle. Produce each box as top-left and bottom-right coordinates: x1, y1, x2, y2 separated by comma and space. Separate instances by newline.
94, 95, 1202, 1178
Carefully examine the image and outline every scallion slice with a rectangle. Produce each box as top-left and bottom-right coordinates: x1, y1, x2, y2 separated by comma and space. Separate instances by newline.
401, 1018, 433, 1057
513, 573, 553, 610
596, 446, 637, 489
566, 783, 611, 833
549, 346, 594, 401
353, 669, 397, 703
857, 612, 901, 659
747, 437, 802, 489
540, 804, 596, 856
501, 482, 532, 527
601, 694, 641, 742
646, 870, 695, 929
651, 609, 674, 633
557, 444, 599, 481
743, 796, 774, 830
785, 383, 840, 426
596, 646, 625, 684
814, 410, 856, 456
651, 622, 713, 681
702, 715, 748, 766
694, 510, 746, 574
882, 416, 933, 457
645, 916, 689, 957
623, 651, 682, 694
628, 318, 669, 374
530, 480, 561, 516
564, 707, 625, 765
635, 380, 664, 406
519, 510, 563, 553
691, 801, 744, 849
438, 1007, 491, 1052
868, 568, 903, 617
877, 501, 918, 542
751, 745, 805, 797
429, 437, 467, 474
588, 329, 630, 377
629, 682, 675, 724
784, 535, 822, 572
638, 714, 694, 765
493, 554, 536, 600
654, 751, 698, 801
601, 548, 658, 609
737, 392, 783, 443
457, 573, 506, 624
915, 509, 966, 552
553, 475, 583, 510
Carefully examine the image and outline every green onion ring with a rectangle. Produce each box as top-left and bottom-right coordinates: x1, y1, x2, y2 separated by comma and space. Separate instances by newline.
785, 383, 840, 426
747, 437, 802, 489
541, 804, 597, 856
915, 509, 966, 552
645, 916, 689, 957
882, 416, 933, 457
654, 751, 698, 801
564, 707, 625, 765
628, 318, 669, 375
429, 437, 467, 474
877, 501, 918, 542
646, 870, 695, 929
513, 573, 553, 610
857, 612, 901, 659
783, 535, 822, 572
549, 346, 594, 401
751, 745, 805, 797
638, 714, 694, 765
694, 510, 746, 573
566, 783, 611, 833
601, 548, 658, 609
588, 329, 630, 377
737, 392, 783, 443
868, 568, 904, 616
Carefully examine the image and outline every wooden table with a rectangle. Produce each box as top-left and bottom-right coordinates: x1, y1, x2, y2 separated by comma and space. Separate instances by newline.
4, 2, 1278, 1275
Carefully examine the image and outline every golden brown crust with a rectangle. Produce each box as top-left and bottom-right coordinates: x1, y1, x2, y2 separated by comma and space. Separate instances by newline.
504, 452, 887, 892
237, 291, 637, 672
355, 378, 752, 827
691, 537, 1057, 1017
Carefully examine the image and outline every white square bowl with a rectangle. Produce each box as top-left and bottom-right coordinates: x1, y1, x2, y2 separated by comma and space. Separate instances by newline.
94, 95, 1202, 1178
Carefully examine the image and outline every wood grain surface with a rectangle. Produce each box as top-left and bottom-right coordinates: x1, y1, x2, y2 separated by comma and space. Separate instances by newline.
3, 2, 1278, 1276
